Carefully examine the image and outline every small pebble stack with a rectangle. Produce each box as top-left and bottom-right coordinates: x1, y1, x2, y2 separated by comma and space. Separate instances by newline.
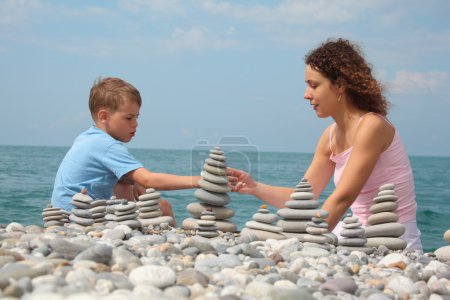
196, 207, 220, 238
114, 199, 141, 229
137, 188, 174, 227
42, 204, 69, 227
240, 204, 285, 242
365, 183, 406, 250
90, 199, 107, 224
105, 196, 122, 221
277, 178, 328, 241
303, 211, 336, 251
337, 214, 373, 254
69, 188, 95, 226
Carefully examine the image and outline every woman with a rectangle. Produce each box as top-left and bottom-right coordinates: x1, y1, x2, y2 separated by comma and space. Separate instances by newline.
228, 38, 422, 251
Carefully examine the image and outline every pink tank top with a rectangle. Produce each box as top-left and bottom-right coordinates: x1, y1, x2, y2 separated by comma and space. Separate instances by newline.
329, 113, 417, 225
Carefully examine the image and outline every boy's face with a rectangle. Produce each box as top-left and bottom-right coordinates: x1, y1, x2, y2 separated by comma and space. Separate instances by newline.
99, 101, 140, 143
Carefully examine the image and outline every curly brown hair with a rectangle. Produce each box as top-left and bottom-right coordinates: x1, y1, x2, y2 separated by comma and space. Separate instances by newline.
304, 38, 389, 115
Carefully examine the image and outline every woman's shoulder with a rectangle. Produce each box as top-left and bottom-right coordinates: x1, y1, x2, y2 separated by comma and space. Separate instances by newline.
356, 113, 395, 149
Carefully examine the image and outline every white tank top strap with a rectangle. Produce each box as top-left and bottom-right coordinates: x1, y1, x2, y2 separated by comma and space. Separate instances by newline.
329, 123, 336, 154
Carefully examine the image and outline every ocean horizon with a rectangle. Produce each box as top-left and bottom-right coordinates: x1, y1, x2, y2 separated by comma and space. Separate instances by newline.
0, 144, 448, 253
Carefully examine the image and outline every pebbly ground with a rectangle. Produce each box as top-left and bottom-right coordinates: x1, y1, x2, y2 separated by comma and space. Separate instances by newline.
0, 222, 449, 300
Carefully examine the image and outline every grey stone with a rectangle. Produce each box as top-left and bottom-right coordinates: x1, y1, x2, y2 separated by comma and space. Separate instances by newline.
373, 194, 398, 203
340, 228, 365, 238
369, 201, 398, 214
187, 202, 234, 219
200, 171, 228, 184
199, 179, 231, 193
379, 183, 395, 191
368, 211, 398, 225
138, 192, 161, 201
364, 222, 405, 238
203, 163, 227, 176
194, 189, 231, 206
285, 200, 319, 209
290, 191, 314, 200
245, 220, 282, 233
253, 212, 278, 224
321, 277, 358, 294
366, 237, 407, 250
339, 237, 367, 247
277, 208, 328, 220
277, 219, 309, 232
74, 244, 113, 264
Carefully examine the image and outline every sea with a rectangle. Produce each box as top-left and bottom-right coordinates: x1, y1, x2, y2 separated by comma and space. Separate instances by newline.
0, 145, 448, 253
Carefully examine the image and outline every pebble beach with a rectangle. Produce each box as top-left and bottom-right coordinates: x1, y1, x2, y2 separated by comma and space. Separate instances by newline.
1, 221, 450, 300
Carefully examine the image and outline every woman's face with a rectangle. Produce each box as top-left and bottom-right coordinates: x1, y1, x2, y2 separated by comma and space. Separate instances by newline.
304, 64, 340, 118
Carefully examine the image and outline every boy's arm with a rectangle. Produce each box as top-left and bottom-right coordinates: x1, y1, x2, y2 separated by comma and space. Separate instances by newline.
127, 167, 201, 190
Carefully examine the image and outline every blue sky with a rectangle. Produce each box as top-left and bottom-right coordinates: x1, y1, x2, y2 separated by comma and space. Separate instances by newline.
1, 0, 449, 156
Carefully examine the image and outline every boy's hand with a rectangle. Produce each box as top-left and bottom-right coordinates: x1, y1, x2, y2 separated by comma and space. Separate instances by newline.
227, 167, 258, 195
133, 182, 146, 200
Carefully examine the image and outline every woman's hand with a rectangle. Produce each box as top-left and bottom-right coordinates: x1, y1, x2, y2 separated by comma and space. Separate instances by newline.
227, 167, 258, 195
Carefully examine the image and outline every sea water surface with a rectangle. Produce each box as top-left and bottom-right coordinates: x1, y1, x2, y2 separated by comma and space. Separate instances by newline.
0, 145, 448, 253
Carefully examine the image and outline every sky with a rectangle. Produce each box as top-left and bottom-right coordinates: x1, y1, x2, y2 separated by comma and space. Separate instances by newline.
1, 0, 449, 157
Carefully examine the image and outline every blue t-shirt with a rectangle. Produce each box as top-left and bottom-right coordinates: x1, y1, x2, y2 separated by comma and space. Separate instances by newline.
51, 126, 143, 211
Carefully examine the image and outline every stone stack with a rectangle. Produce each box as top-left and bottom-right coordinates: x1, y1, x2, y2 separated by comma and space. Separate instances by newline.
137, 188, 174, 227
114, 199, 141, 229
42, 205, 69, 227
90, 199, 107, 224
364, 183, 406, 250
105, 196, 122, 222
240, 204, 285, 242
434, 229, 450, 262
196, 208, 220, 238
303, 211, 335, 250
183, 146, 237, 233
69, 189, 95, 226
277, 178, 327, 241
337, 214, 373, 254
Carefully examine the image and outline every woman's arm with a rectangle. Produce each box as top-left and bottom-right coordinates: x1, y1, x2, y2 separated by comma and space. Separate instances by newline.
229, 126, 336, 208
304, 125, 336, 199
322, 115, 395, 230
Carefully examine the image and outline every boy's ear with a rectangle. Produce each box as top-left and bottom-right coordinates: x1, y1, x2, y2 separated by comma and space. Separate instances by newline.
97, 109, 109, 123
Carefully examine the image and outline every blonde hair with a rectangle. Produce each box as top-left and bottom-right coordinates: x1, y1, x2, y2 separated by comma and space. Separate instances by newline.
89, 77, 141, 120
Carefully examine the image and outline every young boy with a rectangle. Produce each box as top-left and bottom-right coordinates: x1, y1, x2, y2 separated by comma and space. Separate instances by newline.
51, 77, 200, 217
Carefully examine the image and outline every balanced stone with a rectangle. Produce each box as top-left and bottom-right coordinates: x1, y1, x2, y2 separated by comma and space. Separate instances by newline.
183, 146, 236, 232
303, 212, 336, 248
186, 203, 234, 219
277, 208, 328, 220
369, 201, 398, 214
198, 179, 231, 193
200, 171, 228, 185
364, 223, 406, 238
367, 212, 398, 225
194, 189, 231, 206
285, 200, 319, 209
